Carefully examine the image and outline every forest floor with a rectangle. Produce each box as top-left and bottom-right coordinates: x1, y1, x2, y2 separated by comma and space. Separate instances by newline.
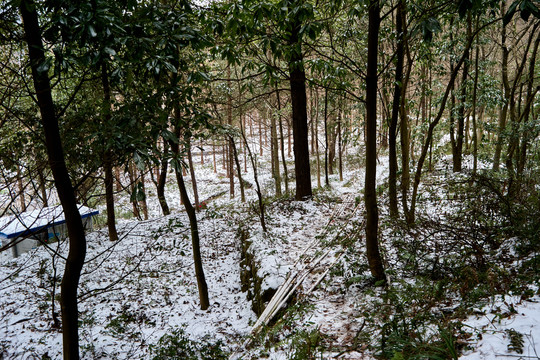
1, 147, 539, 359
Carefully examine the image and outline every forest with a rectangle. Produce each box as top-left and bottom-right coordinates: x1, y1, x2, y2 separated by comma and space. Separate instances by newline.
0, 0, 540, 358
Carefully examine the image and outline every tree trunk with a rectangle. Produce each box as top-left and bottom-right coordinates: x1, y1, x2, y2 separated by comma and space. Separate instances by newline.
187, 141, 200, 210
157, 140, 171, 216
288, 10, 312, 200
270, 106, 282, 196
139, 169, 148, 220
17, 164, 26, 212
323, 87, 330, 186
517, 32, 540, 176
276, 89, 290, 194
101, 62, 119, 240
493, 0, 509, 171
227, 66, 235, 198
103, 153, 119, 240
409, 23, 480, 222
20, 2, 87, 358
37, 163, 48, 207
315, 88, 321, 188
388, 0, 405, 218
471, 21, 480, 174
240, 117, 267, 231
338, 104, 343, 181
453, 12, 472, 172
365, 0, 386, 283
174, 167, 210, 310
128, 162, 141, 220
230, 135, 246, 203
171, 122, 209, 310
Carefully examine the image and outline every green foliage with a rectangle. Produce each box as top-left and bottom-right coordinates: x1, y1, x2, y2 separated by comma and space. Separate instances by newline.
106, 306, 155, 339
149, 328, 227, 360
288, 328, 323, 360
506, 328, 525, 354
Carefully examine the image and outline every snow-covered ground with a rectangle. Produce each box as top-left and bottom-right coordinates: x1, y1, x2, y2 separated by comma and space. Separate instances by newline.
1, 131, 539, 359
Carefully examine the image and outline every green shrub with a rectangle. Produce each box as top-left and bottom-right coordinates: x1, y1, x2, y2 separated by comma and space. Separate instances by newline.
150, 328, 227, 360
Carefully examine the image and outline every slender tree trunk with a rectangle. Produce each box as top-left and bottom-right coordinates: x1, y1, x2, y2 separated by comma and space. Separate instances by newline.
101, 62, 119, 240
157, 140, 170, 216
471, 21, 480, 174
338, 104, 343, 181
454, 12, 472, 172
388, 0, 405, 218
200, 140, 204, 165
175, 166, 209, 310
171, 120, 209, 310
227, 66, 235, 198
104, 153, 119, 240
139, 170, 148, 220
187, 141, 200, 210
114, 166, 122, 192
240, 117, 267, 231
310, 86, 315, 153
315, 90, 321, 188
259, 114, 263, 157
270, 106, 282, 196
409, 22, 481, 222
493, 0, 508, 171
230, 135, 246, 202
400, 27, 413, 223
20, 2, 87, 358
365, 0, 386, 283
517, 32, 540, 175
213, 139, 217, 173
17, 165, 26, 212
323, 87, 330, 186
276, 89, 289, 194
288, 9, 312, 200
128, 162, 141, 219
37, 163, 48, 207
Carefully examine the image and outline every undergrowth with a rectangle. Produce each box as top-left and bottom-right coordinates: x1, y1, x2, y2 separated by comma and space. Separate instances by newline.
340, 169, 540, 359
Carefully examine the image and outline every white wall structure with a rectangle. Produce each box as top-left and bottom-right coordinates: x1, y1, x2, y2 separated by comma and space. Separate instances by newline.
0, 205, 98, 258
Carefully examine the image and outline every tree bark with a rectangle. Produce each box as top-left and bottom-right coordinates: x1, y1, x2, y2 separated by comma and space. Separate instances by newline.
139, 169, 148, 220
101, 62, 119, 240
453, 12, 472, 172
471, 21, 480, 174
517, 32, 540, 176
227, 66, 235, 199
388, 0, 405, 218
157, 140, 171, 216
17, 164, 26, 212
187, 141, 200, 210
493, 0, 509, 171
20, 2, 87, 358
270, 105, 282, 196
276, 88, 289, 194
409, 21, 483, 222
288, 8, 312, 200
171, 120, 209, 310
103, 152, 119, 240
323, 87, 329, 186
365, 0, 386, 283
240, 116, 267, 231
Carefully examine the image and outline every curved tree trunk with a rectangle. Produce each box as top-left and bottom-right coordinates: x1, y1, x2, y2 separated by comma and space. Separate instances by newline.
20, 2, 87, 358
171, 116, 209, 310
